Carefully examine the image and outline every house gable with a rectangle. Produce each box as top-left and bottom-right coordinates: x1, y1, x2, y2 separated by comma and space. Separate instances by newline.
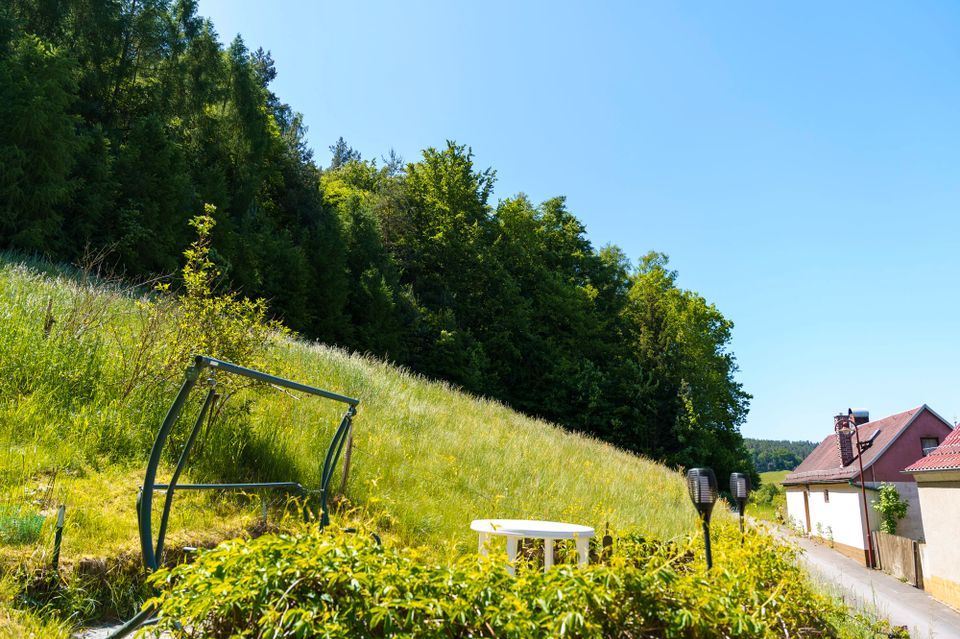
784, 405, 952, 486
868, 408, 953, 481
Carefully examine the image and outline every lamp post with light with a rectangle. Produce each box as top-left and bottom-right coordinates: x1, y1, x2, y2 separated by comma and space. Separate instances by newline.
838, 408, 876, 568
686, 468, 718, 570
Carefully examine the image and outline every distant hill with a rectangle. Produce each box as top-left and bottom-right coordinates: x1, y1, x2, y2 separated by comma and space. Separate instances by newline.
744, 438, 817, 472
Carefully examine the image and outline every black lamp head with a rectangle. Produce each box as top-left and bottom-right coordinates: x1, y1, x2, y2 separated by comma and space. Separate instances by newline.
686, 468, 718, 521
730, 472, 750, 515
730, 473, 750, 502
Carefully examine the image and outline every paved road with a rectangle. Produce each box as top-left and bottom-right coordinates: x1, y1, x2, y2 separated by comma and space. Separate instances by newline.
765, 524, 960, 639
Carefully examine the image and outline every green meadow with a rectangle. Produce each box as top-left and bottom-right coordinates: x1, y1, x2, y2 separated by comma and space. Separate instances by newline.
0, 257, 693, 633
0, 258, 900, 638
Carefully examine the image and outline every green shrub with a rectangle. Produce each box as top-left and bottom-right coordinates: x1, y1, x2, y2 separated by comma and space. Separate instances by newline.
873, 483, 908, 535
145, 524, 846, 638
157, 204, 287, 376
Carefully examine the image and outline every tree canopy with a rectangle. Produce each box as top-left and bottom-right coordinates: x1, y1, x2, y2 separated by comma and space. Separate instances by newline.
0, 0, 755, 482
743, 439, 816, 472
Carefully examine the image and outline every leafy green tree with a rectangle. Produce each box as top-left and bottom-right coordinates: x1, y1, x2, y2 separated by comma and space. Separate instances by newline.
396, 142, 497, 388
0, 0, 757, 482
621, 253, 753, 482
326, 187, 409, 358
328, 136, 361, 169
744, 439, 815, 472
112, 114, 194, 273
0, 31, 78, 252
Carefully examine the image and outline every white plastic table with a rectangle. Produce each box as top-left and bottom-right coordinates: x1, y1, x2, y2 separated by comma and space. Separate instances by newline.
470, 519, 595, 573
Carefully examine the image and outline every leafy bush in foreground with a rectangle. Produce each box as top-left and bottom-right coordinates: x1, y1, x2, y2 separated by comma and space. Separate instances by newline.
145, 524, 845, 638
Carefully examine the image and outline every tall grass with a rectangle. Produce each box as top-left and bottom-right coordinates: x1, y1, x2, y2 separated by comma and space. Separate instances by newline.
0, 256, 907, 638
0, 255, 701, 626
0, 256, 700, 559
254, 341, 697, 554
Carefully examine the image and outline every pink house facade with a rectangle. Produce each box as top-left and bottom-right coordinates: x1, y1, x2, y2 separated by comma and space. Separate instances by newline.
783, 405, 952, 565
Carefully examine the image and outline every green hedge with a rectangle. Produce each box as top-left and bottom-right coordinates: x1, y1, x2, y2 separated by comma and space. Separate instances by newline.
145, 524, 849, 638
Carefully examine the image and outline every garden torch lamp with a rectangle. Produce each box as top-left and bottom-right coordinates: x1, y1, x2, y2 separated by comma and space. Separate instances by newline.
686, 468, 718, 570
730, 472, 751, 536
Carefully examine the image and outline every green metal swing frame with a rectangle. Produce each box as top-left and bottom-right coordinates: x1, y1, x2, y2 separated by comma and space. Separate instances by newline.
138, 354, 359, 571
108, 355, 359, 638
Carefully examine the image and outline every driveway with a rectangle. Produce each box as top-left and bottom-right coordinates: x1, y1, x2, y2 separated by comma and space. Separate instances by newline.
763, 523, 960, 639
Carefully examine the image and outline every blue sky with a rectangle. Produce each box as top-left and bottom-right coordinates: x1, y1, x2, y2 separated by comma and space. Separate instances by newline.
198, 0, 960, 442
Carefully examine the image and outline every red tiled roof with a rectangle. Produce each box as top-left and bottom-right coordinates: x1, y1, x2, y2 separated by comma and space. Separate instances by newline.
783, 406, 926, 485
904, 427, 960, 473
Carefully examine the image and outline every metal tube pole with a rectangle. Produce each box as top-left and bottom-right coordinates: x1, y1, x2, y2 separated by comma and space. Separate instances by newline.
854, 421, 876, 568
155, 385, 218, 562
51, 505, 65, 571
703, 521, 713, 570
196, 356, 359, 406
139, 364, 201, 571
319, 408, 354, 527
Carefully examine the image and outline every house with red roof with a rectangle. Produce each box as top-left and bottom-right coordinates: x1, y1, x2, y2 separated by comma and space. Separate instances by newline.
783, 405, 952, 566
905, 428, 960, 610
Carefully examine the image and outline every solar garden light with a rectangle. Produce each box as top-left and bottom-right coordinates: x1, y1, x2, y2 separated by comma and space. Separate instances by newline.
686, 468, 718, 570
730, 472, 751, 537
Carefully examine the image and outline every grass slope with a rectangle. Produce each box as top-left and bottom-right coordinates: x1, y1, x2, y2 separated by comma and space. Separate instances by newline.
0, 257, 699, 631
0, 257, 899, 638
747, 471, 789, 521
268, 340, 697, 552
761, 470, 789, 485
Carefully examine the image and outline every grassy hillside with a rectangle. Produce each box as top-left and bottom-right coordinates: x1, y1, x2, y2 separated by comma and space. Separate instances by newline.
0, 257, 698, 632
761, 470, 790, 485
0, 258, 901, 638
747, 470, 789, 521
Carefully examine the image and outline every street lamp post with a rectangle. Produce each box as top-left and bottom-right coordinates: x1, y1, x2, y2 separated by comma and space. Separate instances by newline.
846, 408, 876, 568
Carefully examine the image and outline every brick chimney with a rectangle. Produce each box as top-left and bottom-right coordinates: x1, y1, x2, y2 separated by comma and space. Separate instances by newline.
835, 414, 855, 466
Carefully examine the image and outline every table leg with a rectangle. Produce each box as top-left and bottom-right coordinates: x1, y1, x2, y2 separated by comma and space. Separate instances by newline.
576, 537, 589, 566
544, 539, 554, 572
506, 536, 518, 576
478, 532, 489, 555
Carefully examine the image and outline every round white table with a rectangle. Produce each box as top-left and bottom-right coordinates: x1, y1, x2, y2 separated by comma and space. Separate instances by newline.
470, 519, 595, 573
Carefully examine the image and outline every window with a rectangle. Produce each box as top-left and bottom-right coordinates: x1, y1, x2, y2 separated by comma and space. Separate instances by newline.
823, 489, 829, 503
921, 437, 940, 456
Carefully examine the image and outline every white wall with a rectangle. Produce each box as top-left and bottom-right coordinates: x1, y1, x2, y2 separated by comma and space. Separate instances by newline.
784, 484, 880, 550
785, 488, 807, 532
811, 485, 867, 549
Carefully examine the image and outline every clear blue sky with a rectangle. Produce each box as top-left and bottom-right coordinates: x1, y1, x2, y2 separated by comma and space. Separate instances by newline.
198, 0, 960, 442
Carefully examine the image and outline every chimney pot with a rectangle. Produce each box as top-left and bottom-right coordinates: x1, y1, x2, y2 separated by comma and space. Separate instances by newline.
850, 409, 870, 426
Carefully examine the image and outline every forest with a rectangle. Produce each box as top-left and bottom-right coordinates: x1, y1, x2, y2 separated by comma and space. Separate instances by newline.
744, 438, 816, 472
0, 0, 754, 481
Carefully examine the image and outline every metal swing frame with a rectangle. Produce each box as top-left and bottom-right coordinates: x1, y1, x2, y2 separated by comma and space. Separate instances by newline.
107, 355, 358, 638
137, 354, 360, 571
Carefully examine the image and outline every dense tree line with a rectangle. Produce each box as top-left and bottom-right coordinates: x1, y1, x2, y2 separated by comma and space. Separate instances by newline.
744, 438, 816, 472
0, 0, 755, 481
